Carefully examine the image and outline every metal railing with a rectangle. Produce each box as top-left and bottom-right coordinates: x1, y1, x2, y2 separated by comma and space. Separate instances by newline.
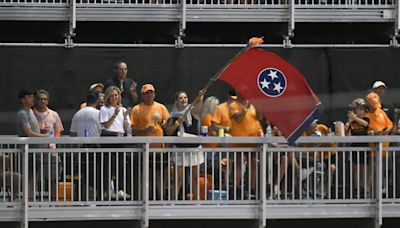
1, 136, 400, 227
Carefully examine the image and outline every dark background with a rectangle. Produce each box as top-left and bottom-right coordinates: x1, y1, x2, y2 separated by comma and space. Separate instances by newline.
1, 47, 400, 135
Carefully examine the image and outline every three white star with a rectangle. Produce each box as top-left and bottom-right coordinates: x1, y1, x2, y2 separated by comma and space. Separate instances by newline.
273, 82, 283, 93
268, 70, 278, 80
260, 78, 270, 89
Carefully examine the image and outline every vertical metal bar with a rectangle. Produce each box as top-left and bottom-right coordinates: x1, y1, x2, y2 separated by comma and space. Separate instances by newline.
343, 150, 346, 199
168, 151, 171, 201
78, 151, 81, 202
33, 153, 36, 202
123, 152, 126, 201
142, 143, 149, 228
71, 151, 74, 201
233, 151, 236, 200
385, 152, 389, 199
2, 152, 5, 202
22, 144, 29, 228
393, 151, 396, 200
86, 151, 89, 201
100, 152, 103, 201
350, 150, 353, 199
241, 151, 244, 200
204, 151, 208, 200
357, 151, 360, 199
248, 151, 251, 200
335, 151, 338, 199
306, 151, 309, 199
55, 151, 59, 202
152, 152, 156, 201
375, 142, 383, 228
131, 151, 134, 201
40, 153, 43, 202
116, 151, 119, 202
63, 153, 66, 201
259, 143, 267, 228
160, 151, 164, 201
219, 151, 222, 200
48, 151, 51, 202
299, 151, 303, 200
288, 0, 295, 37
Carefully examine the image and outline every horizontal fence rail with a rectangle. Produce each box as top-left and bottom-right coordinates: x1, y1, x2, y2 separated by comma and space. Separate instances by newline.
0, 136, 400, 225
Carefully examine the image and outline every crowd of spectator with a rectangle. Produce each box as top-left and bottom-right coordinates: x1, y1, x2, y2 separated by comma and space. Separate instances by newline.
9, 60, 400, 201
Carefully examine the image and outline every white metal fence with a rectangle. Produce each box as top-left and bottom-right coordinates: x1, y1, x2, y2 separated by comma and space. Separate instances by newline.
1, 136, 400, 226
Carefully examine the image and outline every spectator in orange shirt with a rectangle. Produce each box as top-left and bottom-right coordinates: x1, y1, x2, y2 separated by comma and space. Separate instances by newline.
365, 92, 393, 137
229, 94, 263, 198
211, 89, 236, 134
131, 84, 169, 199
33, 89, 64, 199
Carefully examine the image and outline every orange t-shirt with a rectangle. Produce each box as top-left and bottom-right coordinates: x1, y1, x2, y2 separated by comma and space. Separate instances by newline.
229, 101, 262, 142
366, 108, 393, 156
130, 101, 169, 137
212, 102, 232, 129
366, 108, 393, 132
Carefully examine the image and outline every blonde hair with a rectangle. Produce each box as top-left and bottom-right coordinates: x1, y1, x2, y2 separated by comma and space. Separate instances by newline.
104, 86, 122, 107
200, 96, 219, 121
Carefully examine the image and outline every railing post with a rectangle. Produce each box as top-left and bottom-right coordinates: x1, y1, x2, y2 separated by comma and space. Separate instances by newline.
21, 144, 29, 228
259, 143, 268, 228
65, 0, 76, 48
391, 0, 400, 47
141, 143, 150, 228
375, 142, 383, 228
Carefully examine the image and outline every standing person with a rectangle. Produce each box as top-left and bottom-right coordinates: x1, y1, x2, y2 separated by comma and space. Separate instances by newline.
131, 84, 169, 200
345, 98, 370, 197
16, 89, 48, 199
71, 92, 102, 137
104, 61, 138, 108
33, 89, 64, 200
33, 89, 64, 141
166, 91, 204, 200
229, 94, 263, 199
365, 92, 393, 195
70, 92, 102, 200
99, 86, 131, 199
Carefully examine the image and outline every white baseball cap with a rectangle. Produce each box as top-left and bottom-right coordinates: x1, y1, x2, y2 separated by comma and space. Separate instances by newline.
372, 81, 386, 89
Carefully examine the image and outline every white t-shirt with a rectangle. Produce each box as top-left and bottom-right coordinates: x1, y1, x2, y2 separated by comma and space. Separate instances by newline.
99, 105, 131, 134
70, 106, 101, 137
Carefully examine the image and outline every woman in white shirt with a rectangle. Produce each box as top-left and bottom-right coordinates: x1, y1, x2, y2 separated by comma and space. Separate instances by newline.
99, 86, 131, 200
100, 86, 130, 136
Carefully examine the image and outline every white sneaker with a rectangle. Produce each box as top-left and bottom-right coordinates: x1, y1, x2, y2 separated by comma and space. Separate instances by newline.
117, 190, 131, 199
300, 167, 314, 181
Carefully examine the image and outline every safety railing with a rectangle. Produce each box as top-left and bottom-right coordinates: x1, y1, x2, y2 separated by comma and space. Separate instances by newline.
1, 136, 400, 224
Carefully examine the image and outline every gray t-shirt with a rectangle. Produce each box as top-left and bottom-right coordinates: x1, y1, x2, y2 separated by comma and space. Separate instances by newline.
16, 108, 40, 137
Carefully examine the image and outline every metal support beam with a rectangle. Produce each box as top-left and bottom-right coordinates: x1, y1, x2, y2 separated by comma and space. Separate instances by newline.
375, 142, 383, 228
141, 143, 150, 228
20, 144, 29, 228
391, 0, 400, 47
66, 0, 76, 48
284, 0, 295, 48
176, 0, 186, 48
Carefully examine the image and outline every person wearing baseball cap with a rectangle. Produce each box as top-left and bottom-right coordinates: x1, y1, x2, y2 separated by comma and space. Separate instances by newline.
131, 83, 169, 199
371, 80, 395, 122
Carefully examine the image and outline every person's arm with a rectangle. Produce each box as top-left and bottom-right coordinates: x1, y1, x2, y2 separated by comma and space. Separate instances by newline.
230, 101, 250, 123
191, 91, 204, 119
130, 81, 138, 103
22, 125, 47, 137
165, 116, 186, 136
101, 107, 120, 129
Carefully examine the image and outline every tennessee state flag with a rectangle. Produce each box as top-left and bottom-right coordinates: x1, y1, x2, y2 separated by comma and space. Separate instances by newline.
218, 47, 322, 144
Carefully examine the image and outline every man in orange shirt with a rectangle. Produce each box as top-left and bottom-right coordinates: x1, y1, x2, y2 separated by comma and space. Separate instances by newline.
365, 92, 393, 137
130, 84, 169, 199
211, 89, 236, 134
229, 94, 263, 199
